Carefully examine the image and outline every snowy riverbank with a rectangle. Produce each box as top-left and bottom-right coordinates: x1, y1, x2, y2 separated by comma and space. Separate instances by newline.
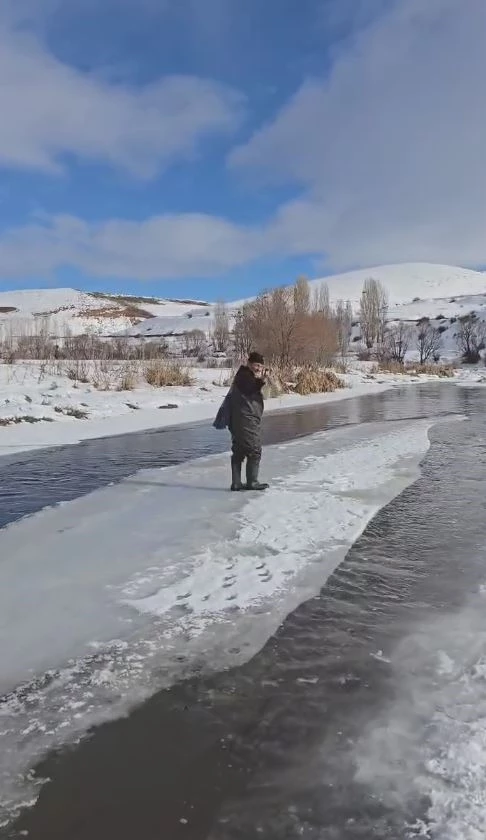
0, 360, 482, 457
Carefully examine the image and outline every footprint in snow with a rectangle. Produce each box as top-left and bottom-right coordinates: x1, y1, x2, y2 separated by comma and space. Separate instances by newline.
223, 579, 236, 589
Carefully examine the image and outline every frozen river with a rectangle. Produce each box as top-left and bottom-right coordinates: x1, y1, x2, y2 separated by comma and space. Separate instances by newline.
1, 383, 485, 838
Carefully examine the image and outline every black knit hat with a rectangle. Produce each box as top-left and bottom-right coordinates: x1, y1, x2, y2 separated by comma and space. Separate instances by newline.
248, 351, 264, 365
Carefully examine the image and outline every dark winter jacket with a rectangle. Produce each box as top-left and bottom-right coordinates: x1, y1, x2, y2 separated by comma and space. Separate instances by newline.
228, 365, 265, 452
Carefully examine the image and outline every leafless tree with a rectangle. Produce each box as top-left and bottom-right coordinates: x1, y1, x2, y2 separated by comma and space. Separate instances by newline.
416, 318, 442, 364
232, 281, 338, 367
360, 278, 389, 348
382, 322, 413, 364
456, 314, 486, 363
213, 301, 230, 353
182, 329, 206, 357
233, 304, 255, 360
312, 281, 330, 315
334, 299, 353, 358
293, 275, 311, 315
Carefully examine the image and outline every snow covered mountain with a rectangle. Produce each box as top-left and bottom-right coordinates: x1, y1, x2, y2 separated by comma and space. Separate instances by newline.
0, 263, 485, 342
0, 288, 210, 339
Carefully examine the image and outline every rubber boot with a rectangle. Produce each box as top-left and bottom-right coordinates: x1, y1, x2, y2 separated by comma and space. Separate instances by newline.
230, 457, 243, 491
246, 457, 269, 491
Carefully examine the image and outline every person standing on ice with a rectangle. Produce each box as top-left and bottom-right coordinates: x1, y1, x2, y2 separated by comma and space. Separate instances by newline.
228, 352, 269, 491
213, 351, 269, 491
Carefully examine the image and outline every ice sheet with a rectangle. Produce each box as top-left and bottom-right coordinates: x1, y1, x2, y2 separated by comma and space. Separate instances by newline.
0, 418, 432, 826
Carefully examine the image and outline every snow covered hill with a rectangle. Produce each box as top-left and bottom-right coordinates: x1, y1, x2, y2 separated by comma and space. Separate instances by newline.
315, 263, 486, 308
0, 288, 210, 339
1, 263, 486, 343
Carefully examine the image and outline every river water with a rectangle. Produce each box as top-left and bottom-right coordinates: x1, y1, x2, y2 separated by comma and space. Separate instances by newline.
0, 383, 468, 529
2, 383, 486, 839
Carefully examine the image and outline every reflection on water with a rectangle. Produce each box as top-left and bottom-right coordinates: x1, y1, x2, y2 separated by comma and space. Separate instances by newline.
6, 386, 486, 840
0, 384, 469, 529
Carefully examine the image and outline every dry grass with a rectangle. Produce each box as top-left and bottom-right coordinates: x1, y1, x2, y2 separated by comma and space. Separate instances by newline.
66, 360, 90, 383
378, 360, 455, 378
117, 368, 138, 391
144, 360, 194, 387
76, 305, 155, 324
407, 363, 454, 378
377, 360, 407, 374
0, 415, 54, 426
293, 367, 345, 395
54, 406, 89, 419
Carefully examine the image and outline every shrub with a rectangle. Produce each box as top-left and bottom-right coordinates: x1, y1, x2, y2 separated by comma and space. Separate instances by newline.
117, 368, 138, 391
294, 367, 345, 395
357, 346, 372, 361
379, 361, 454, 377
378, 360, 406, 374
54, 406, 89, 419
408, 363, 454, 378
144, 361, 194, 387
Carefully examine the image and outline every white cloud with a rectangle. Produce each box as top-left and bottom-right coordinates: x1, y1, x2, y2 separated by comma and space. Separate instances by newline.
0, 214, 267, 280
229, 0, 486, 269
0, 23, 243, 177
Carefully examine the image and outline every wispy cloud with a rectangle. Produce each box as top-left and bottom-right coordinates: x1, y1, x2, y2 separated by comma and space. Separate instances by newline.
230, 0, 486, 269
0, 20, 244, 177
0, 214, 267, 280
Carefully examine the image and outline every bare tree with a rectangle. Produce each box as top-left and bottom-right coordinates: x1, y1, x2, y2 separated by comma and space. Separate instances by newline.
312, 281, 330, 315
233, 304, 255, 360
416, 318, 442, 364
293, 275, 311, 315
182, 329, 206, 358
382, 322, 413, 364
360, 278, 389, 348
234, 286, 338, 367
334, 299, 353, 358
213, 301, 230, 353
456, 314, 486, 363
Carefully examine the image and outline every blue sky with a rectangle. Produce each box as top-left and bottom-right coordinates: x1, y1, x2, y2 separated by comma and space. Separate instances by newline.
0, 0, 484, 300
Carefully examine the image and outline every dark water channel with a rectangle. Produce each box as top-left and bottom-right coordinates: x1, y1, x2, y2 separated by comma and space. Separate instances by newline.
3, 383, 486, 839
0, 383, 472, 529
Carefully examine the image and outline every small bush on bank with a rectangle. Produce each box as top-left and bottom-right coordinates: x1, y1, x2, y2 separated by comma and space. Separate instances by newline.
377, 360, 406, 374
144, 361, 194, 387
293, 367, 345, 395
409, 363, 454, 377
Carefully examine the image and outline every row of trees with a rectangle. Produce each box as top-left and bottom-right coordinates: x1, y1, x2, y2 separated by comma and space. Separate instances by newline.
358, 277, 486, 364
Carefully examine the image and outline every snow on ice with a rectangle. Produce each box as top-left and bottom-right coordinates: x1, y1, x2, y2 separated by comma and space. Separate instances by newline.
0, 418, 431, 825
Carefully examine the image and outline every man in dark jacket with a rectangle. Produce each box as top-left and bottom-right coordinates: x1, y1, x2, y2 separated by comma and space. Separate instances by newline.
228, 352, 269, 492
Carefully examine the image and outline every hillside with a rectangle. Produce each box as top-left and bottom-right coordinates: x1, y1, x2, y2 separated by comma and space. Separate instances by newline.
0, 288, 210, 339
315, 263, 486, 307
